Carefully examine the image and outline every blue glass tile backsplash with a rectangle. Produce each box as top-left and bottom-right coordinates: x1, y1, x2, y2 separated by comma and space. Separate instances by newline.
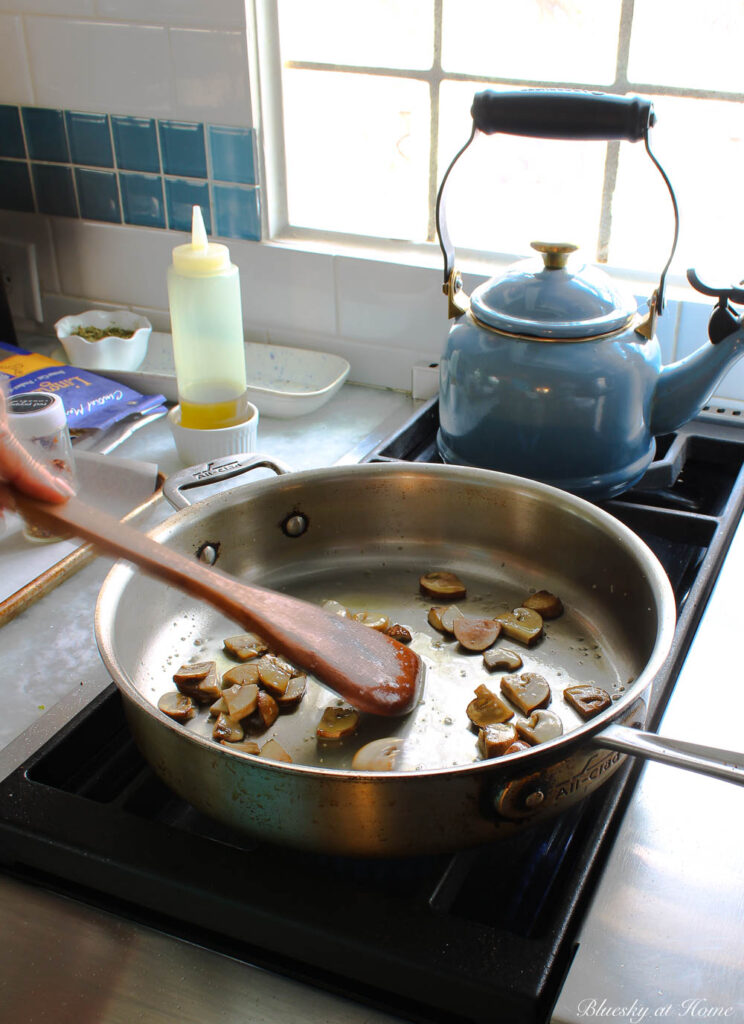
0, 105, 260, 242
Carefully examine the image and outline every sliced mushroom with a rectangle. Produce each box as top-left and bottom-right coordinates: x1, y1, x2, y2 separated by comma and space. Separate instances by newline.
222, 739, 260, 755
209, 695, 228, 717
428, 604, 464, 634
466, 684, 515, 728
316, 704, 360, 740
564, 683, 612, 720
255, 655, 292, 697
212, 712, 245, 743
453, 616, 501, 652
223, 682, 259, 721
515, 709, 563, 745
478, 722, 518, 759
386, 623, 412, 644
321, 599, 351, 618
223, 633, 268, 661
483, 648, 523, 673
419, 571, 467, 601
500, 672, 552, 715
504, 740, 531, 755
157, 691, 195, 723
352, 737, 404, 771
275, 674, 307, 709
523, 590, 564, 619
173, 661, 221, 704
494, 607, 543, 646
253, 691, 279, 731
260, 739, 293, 763
222, 663, 260, 688
352, 611, 391, 632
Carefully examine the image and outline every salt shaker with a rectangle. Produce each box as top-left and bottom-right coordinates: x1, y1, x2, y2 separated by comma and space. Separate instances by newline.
7, 391, 76, 542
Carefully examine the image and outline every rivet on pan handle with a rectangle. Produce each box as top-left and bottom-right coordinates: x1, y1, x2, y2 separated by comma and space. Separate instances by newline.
163, 453, 293, 510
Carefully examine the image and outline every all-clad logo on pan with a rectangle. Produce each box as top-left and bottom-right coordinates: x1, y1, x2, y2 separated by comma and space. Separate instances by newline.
555, 750, 623, 800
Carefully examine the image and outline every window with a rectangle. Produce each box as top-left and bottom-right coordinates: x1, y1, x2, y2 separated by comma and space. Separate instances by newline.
257, 0, 744, 282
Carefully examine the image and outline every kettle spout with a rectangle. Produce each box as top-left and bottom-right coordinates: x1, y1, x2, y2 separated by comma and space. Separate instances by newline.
650, 318, 744, 436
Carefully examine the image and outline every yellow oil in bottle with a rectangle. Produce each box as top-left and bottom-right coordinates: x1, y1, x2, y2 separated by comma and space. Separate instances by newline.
179, 385, 248, 430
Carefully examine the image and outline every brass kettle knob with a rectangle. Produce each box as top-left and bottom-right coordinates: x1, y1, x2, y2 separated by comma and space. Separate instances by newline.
531, 241, 578, 270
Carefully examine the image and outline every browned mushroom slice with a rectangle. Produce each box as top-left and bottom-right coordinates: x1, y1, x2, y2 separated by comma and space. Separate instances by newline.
260, 739, 293, 763
352, 611, 391, 632
253, 691, 279, 731
222, 739, 261, 755
483, 648, 523, 672
223, 633, 268, 661
316, 704, 360, 740
504, 740, 531, 755
419, 571, 467, 601
500, 672, 551, 715
223, 682, 259, 721
478, 722, 518, 759
386, 623, 412, 644
494, 607, 543, 646
157, 691, 195, 723
173, 661, 221, 704
466, 684, 515, 728
564, 683, 612, 720
515, 709, 563, 745
352, 737, 404, 771
222, 663, 260, 688
276, 674, 307, 709
453, 616, 501, 652
428, 604, 464, 634
523, 590, 564, 619
321, 599, 351, 618
212, 712, 245, 743
209, 695, 228, 717
255, 655, 292, 696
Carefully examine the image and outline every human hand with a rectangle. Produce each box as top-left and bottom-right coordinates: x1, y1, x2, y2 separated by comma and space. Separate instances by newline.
0, 381, 75, 510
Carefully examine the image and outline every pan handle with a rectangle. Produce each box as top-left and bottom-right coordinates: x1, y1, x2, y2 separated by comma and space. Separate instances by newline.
163, 453, 292, 510
594, 723, 744, 787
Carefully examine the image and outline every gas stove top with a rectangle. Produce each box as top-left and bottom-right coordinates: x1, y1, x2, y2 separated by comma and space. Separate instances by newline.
2, 402, 744, 1024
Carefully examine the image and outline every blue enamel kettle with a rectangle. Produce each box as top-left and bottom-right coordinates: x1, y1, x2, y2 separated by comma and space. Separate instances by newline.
436, 90, 744, 499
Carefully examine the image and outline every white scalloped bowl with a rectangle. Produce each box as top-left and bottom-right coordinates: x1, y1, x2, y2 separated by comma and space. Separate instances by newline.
55, 310, 151, 371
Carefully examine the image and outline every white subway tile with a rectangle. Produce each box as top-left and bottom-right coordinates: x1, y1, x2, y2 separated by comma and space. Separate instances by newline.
0, 15, 34, 104
334, 255, 450, 357
94, 0, 244, 29
26, 18, 171, 116
233, 242, 337, 336
0, 211, 59, 294
51, 219, 177, 310
169, 28, 252, 125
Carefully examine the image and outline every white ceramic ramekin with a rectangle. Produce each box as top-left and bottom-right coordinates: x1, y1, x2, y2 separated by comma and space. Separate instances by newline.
55, 310, 152, 371
167, 403, 259, 465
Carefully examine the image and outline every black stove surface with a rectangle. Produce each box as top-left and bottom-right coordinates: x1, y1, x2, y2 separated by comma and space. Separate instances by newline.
2, 403, 744, 1024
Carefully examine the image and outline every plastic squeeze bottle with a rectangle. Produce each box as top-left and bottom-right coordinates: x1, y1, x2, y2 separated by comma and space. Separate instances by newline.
167, 206, 248, 430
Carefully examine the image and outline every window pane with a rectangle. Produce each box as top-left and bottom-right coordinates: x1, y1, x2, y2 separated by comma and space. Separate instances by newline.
283, 69, 430, 239
610, 96, 744, 279
438, 81, 608, 260
629, 0, 742, 91
278, 0, 434, 70
441, 0, 622, 85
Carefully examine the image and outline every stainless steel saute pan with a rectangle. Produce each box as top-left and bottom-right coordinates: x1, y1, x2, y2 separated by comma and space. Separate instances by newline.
94, 458, 744, 856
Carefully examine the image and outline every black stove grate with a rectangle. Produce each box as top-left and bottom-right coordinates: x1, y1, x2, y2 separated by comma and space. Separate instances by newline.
2, 403, 744, 1024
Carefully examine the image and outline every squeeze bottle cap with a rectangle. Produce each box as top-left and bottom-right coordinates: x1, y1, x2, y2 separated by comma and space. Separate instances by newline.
171, 206, 232, 276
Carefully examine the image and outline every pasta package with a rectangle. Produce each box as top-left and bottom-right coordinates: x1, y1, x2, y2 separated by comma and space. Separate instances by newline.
0, 342, 166, 435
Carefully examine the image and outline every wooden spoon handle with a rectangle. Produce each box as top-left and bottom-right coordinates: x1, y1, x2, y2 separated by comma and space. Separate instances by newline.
12, 491, 423, 717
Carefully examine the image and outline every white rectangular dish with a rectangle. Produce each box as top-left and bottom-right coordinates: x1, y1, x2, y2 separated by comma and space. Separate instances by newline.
93, 333, 350, 419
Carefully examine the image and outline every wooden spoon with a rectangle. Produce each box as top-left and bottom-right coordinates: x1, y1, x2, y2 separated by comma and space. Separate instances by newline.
11, 490, 424, 717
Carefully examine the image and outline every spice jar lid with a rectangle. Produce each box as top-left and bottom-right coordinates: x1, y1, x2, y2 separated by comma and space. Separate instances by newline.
8, 392, 67, 438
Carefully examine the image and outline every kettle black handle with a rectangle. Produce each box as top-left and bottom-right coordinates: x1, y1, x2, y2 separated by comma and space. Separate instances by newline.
436, 89, 678, 327
471, 90, 655, 141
